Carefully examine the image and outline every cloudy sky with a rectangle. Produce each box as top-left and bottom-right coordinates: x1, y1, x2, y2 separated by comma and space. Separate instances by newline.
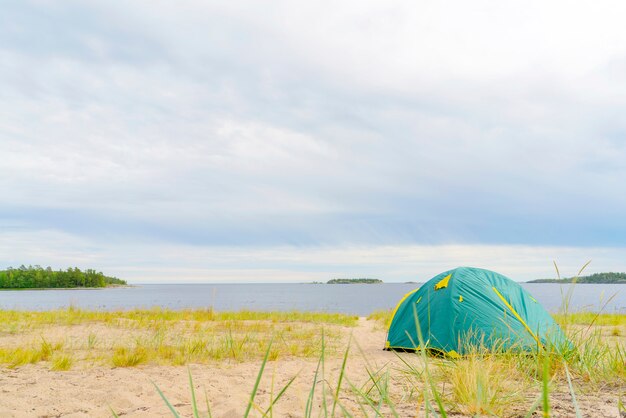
2, 0, 626, 282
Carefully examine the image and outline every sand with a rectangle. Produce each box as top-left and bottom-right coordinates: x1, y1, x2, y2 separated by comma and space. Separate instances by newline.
0, 318, 623, 417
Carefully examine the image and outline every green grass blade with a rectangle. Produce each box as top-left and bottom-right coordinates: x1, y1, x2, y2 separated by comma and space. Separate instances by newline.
204, 388, 213, 418
381, 369, 400, 418
263, 373, 298, 416
364, 366, 385, 415
542, 354, 550, 418
345, 377, 371, 417
576, 260, 592, 278
337, 401, 354, 418
188, 367, 200, 418
553, 261, 561, 281
152, 380, 181, 418
108, 405, 120, 418
563, 361, 582, 418
321, 330, 328, 417
305, 331, 324, 417
392, 350, 423, 379
331, 336, 351, 416
364, 366, 383, 397
346, 378, 383, 417
352, 338, 399, 416
429, 383, 447, 418
269, 366, 275, 418
523, 395, 542, 418
244, 337, 274, 418
361, 365, 399, 417
412, 304, 447, 418
582, 293, 618, 337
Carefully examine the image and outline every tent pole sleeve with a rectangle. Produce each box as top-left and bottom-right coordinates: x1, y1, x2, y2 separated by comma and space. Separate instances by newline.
492, 286, 542, 347
386, 288, 420, 336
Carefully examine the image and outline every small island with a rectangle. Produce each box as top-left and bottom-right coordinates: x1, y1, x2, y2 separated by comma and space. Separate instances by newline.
327, 278, 383, 284
0, 265, 127, 289
528, 272, 626, 284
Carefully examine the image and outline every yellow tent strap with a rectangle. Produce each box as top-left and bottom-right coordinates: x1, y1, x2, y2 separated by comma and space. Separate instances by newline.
492, 287, 541, 346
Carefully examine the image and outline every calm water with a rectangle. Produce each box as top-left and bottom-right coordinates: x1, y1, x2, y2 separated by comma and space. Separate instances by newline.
0, 283, 624, 315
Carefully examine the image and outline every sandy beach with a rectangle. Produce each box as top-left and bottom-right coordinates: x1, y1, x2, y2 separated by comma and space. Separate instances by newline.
0, 314, 624, 418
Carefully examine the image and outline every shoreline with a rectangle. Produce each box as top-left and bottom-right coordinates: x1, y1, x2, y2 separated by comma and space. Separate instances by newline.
527, 281, 626, 284
0, 284, 135, 291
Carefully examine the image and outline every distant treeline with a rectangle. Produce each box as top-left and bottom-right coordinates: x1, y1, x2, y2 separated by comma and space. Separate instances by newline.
528, 272, 626, 284
327, 278, 383, 284
0, 265, 127, 289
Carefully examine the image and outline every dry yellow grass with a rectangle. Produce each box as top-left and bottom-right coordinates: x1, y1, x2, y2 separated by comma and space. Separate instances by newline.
0, 308, 356, 369
0, 308, 623, 417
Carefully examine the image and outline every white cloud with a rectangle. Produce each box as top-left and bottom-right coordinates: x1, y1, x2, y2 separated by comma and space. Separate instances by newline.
1, 226, 622, 282
1, 1, 626, 279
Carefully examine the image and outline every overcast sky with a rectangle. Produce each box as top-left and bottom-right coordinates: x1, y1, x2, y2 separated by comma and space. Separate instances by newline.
2, 0, 626, 282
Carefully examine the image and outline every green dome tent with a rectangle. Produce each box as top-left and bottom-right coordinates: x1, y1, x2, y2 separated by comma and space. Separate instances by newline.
386, 267, 569, 356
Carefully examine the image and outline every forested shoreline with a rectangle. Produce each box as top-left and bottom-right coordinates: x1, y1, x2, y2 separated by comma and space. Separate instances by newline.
0, 266, 127, 289
528, 272, 626, 284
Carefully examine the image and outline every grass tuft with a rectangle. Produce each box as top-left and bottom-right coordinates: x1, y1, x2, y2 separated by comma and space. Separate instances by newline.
367, 309, 393, 328
441, 355, 525, 416
51, 352, 74, 371
112, 346, 147, 367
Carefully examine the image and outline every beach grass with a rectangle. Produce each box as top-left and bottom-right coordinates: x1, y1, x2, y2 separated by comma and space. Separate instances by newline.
139, 314, 625, 418
0, 308, 356, 369
389, 312, 621, 416
438, 354, 526, 415
0, 307, 358, 330
366, 309, 393, 329
554, 311, 626, 327
51, 352, 74, 371
1, 306, 624, 416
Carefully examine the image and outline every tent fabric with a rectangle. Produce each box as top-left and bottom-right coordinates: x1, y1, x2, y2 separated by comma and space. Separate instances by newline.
385, 267, 568, 355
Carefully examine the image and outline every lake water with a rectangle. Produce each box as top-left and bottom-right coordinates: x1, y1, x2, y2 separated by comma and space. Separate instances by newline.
0, 283, 624, 316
